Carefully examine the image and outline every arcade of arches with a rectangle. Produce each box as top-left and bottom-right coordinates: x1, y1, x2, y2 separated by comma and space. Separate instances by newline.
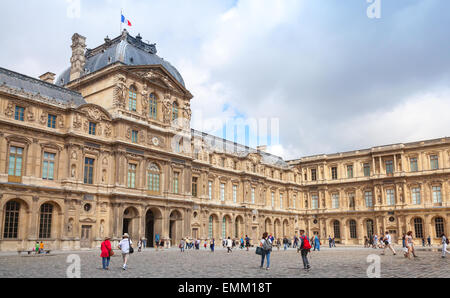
0, 31, 449, 251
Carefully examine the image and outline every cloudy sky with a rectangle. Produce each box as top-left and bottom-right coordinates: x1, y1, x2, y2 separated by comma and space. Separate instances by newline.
1, 0, 449, 160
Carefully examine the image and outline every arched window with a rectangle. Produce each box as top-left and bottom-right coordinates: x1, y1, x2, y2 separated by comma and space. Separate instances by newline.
39, 203, 53, 239
349, 220, 357, 239
333, 220, 341, 238
172, 101, 179, 121
149, 93, 157, 120
366, 219, 374, 238
128, 86, 137, 112
208, 216, 213, 239
435, 217, 445, 237
3, 201, 20, 239
414, 218, 424, 238
147, 163, 160, 193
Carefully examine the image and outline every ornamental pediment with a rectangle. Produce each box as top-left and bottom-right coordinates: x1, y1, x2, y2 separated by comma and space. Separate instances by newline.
132, 67, 184, 94
79, 217, 97, 223
77, 104, 112, 121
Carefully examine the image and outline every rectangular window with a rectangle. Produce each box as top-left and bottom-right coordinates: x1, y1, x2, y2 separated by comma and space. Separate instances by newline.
15, 106, 25, 121
84, 158, 94, 184
430, 155, 439, 170
128, 164, 137, 188
208, 181, 212, 200
432, 186, 442, 203
129, 90, 137, 111
220, 183, 226, 202
8, 146, 24, 182
312, 195, 319, 209
385, 160, 394, 175
271, 192, 275, 208
42, 152, 56, 180
280, 194, 283, 209
251, 187, 255, 204
47, 114, 57, 129
347, 165, 353, 178
386, 189, 395, 206
331, 167, 338, 180
89, 122, 96, 135
233, 185, 237, 203
311, 169, 317, 181
410, 158, 418, 172
412, 187, 421, 205
132, 130, 138, 143
332, 193, 340, 209
363, 163, 370, 177
365, 191, 373, 207
192, 177, 198, 197
173, 172, 179, 194
149, 94, 157, 120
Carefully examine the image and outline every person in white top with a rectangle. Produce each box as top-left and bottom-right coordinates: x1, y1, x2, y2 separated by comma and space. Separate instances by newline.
118, 233, 133, 270
441, 234, 450, 258
382, 231, 396, 256
226, 237, 233, 253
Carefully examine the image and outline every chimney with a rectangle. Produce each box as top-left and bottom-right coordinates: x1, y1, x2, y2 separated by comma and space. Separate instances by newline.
69, 33, 87, 82
39, 72, 56, 84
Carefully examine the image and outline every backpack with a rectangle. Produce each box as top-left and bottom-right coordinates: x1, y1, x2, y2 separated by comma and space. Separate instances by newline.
301, 235, 312, 250
263, 239, 273, 252
446, 238, 449, 245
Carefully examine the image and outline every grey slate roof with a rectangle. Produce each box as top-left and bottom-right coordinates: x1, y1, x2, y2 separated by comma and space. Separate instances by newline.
191, 129, 290, 169
57, 32, 185, 87
0, 67, 86, 107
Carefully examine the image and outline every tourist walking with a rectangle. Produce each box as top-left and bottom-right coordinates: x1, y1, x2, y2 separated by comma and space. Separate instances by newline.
364, 236, 369, 248
210, 238, 215, 252
118, 233, 133, 270
35, 242, 39, 254
422, 237, 426, 247
299, 230, 311, 271
283, 237, 289, 251
100, 237, 112, 270
259, 232, 272, 270
226, 237, 233, 253
245, 235, 251, 251
180, 238, 185, 252
137, 239, 142, 252
313, 235, 321, 251
39, 242, 44, 254
427, 235, 432, 247
155, 233, 160, 251
382, 231, 396, 256
328, 236, 332, 248
405, 231, 416, 259
441, 234, 450, 258
373, 234, 378, 249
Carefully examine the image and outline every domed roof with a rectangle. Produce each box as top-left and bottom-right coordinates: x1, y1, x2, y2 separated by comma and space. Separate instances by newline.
56, 31, 185, 87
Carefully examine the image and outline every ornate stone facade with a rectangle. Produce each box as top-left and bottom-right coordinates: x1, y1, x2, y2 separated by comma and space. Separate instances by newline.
0, 32, 448, 252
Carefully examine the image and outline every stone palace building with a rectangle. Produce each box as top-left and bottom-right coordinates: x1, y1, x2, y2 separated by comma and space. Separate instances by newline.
0, 31, 448, 251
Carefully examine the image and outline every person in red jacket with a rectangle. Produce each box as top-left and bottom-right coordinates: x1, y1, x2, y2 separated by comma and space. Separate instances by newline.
101, 237, 112, 270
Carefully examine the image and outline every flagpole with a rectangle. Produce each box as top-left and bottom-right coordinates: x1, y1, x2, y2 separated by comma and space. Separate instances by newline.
120, 8, 123, 34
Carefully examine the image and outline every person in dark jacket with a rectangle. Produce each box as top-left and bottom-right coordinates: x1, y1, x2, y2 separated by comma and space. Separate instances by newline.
299, 230, 311, 270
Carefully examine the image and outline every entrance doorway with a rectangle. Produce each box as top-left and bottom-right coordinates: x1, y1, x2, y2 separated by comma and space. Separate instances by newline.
123, 218, 131, 235
146, 210, 155, 247
80, 225, 92, 248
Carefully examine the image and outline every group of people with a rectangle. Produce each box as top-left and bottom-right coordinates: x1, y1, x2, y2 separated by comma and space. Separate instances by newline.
34, 241, 45, 254
363, 231, 450, 259
259, 230, 312, 271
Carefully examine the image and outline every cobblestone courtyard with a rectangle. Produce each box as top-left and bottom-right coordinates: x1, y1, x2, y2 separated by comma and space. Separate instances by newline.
0, 246, 448, 278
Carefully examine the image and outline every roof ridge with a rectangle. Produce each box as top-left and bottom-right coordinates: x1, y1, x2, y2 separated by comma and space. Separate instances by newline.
0, 66, 82, 97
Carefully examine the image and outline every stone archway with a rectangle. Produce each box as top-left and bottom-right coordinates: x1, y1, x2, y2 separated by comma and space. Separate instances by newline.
169, 210, 183, 245
145, 207, 163, 247
122, 207, 139, 242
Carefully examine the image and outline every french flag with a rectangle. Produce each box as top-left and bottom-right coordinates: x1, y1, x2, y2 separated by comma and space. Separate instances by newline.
121, 14, 132, 27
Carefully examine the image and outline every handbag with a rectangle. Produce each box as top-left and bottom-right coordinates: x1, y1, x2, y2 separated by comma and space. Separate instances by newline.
128, 238, 134, 254
255, 246, 263, 255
